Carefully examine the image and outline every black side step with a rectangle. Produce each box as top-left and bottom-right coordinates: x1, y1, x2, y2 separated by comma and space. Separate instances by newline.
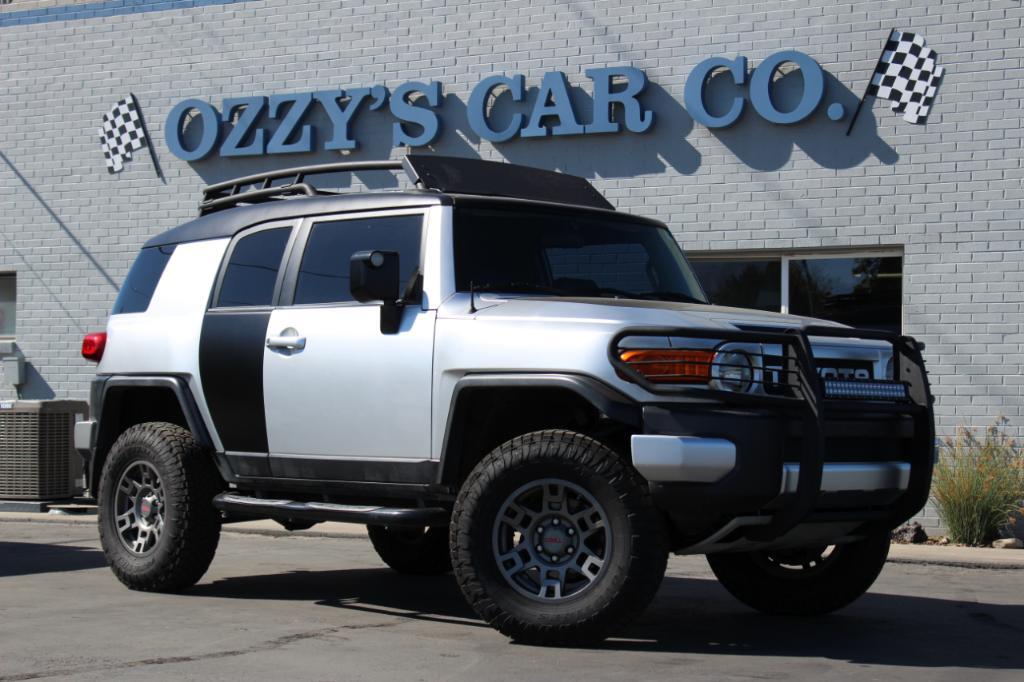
213, 493, 450, 528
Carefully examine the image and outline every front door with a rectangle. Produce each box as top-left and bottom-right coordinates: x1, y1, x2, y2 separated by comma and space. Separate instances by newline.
262, 210, 435, 483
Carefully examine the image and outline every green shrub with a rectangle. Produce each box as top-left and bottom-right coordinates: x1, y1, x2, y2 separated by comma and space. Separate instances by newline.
931, 418, 1024, 546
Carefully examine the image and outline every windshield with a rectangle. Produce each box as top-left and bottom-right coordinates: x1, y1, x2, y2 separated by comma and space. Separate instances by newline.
453, 207, 708, 303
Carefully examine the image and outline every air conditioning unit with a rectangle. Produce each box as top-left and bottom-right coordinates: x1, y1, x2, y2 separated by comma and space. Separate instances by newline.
0, 400, 89, 500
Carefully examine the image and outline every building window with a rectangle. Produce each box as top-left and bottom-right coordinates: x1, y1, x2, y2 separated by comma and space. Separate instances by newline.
0, 274, 14, 337
690, 251, 903, 333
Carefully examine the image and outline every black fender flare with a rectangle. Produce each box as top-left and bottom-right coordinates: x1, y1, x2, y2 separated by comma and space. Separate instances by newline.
89, 375, 216, 491
437, 372, 641, 486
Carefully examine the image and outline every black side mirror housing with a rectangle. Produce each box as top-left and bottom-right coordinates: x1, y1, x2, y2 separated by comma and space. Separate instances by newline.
350, 250, 403, 334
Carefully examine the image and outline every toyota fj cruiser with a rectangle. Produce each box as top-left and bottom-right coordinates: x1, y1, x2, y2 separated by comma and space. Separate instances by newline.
76, 155, 934, 645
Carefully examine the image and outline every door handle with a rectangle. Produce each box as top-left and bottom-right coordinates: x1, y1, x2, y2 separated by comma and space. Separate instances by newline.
266, 335, 306, 350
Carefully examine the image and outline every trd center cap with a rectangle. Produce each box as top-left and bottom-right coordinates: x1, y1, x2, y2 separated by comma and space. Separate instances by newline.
540, 527, 570, 555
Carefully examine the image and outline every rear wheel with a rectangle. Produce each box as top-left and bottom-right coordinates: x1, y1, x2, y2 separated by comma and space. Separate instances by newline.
367, 525, 451, 575
706, 531, 891, 616
98, 422, 222, 592
451, 430, 667, 645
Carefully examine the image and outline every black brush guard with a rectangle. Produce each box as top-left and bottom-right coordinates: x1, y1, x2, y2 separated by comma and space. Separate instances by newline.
609, 325, 935, 542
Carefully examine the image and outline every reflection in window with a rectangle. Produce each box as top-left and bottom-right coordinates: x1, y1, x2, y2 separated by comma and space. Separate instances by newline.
789, 257, 902, 333
690, 259, 780, 312
0, 274, 14, 336
217, 227, 291, 307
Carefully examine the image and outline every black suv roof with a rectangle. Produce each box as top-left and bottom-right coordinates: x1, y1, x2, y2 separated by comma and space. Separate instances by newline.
145, 155, 625, 248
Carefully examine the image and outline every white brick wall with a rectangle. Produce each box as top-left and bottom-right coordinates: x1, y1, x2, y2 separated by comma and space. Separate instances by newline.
0, 0, 1020, 510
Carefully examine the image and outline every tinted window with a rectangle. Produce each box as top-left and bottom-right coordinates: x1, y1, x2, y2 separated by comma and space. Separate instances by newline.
216, 227, 292, 307
294, 215, 423, 305
789, 257, 902, 333
453, 208, 706, 303
112, 245, 175, 314
691, 259, 781, 312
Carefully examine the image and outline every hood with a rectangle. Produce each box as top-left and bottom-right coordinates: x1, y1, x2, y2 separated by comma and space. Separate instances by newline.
444, 293, 846, 332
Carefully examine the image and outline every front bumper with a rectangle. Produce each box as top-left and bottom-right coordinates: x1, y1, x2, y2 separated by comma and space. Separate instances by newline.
612, 324, 935, 550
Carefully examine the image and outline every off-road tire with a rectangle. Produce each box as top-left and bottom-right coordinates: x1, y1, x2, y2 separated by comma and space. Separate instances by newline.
367, 525, 452, 575
706, 531, 891, 616
98, 422, 222, 592
451, 429, 667, 646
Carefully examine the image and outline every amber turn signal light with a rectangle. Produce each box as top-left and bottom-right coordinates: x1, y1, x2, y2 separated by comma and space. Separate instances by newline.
618, 348, 714, 384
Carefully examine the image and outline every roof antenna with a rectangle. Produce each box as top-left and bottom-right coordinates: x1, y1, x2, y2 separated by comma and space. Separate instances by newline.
469, 281, 478, 314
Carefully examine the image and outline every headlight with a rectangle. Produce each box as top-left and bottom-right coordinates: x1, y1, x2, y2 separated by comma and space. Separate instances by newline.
711, 350, 753, 393
618, 349, 713, 384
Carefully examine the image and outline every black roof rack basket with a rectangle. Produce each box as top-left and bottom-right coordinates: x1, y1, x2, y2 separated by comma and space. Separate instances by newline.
198, 155, 613, 215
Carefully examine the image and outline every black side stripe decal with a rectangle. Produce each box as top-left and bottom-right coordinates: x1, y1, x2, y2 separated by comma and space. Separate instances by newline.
199, 311, 271, 453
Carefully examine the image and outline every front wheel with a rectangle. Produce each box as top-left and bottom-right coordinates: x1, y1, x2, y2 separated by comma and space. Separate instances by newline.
450, 430, 667, 646
706, 531, 891, 616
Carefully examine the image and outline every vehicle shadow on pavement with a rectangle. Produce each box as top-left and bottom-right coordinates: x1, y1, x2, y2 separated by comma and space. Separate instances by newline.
187, 568, 486, 627
188, 569, 1023, 667
0, 541, 108, 578
612, 576, 1024, 669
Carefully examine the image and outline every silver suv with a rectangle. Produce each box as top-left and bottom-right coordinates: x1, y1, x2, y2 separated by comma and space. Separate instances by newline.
76, 156, 934, 645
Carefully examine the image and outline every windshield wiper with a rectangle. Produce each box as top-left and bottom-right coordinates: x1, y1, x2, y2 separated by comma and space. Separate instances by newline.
471, 281, 569, 296
592, 287, 705, 304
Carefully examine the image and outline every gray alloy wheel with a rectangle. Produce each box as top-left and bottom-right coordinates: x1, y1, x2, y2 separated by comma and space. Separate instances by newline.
113, 461, 166, 556
491, 478, 611, 601
98, 422, 222, 592
451, 429, 668, 645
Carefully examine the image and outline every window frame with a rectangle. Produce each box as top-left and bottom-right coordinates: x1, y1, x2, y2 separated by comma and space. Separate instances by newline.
0, 272, 14, 339
208, 219, 301, 312
687, 247, 904, 328
278, 208, 428, 309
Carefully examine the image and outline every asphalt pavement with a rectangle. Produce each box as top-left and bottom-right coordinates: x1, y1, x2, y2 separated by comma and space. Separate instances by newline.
1, 520, 1022, 681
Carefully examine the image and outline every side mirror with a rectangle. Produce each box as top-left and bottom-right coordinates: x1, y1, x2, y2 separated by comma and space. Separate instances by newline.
350, 250, 402, 334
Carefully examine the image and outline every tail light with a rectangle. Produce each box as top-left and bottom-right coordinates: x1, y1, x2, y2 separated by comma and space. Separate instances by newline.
82, 332, 107, 362
618, 348, 714, 384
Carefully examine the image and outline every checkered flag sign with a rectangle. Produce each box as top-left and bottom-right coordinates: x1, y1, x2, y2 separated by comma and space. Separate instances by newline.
866, 29, 945, 124
99, 95, 148, 173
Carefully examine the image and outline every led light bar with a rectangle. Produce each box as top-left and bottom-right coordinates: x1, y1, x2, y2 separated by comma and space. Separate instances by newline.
823, 379, 908, 402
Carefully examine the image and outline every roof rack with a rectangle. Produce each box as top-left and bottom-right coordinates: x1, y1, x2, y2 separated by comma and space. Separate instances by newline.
198, 155, 614, 215
199, 160, 406, 215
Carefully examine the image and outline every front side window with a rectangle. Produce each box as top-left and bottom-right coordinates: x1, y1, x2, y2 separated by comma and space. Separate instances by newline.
112, 245, 175, 314
216, 227, 292, 307
294, 214, 423, 305
453, 207, 707, 303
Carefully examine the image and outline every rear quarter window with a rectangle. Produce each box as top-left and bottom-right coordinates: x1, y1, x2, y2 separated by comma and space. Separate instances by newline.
112, 245, 175, 314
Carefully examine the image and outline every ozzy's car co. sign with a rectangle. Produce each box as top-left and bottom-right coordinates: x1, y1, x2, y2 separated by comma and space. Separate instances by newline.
164, 38, 937, 162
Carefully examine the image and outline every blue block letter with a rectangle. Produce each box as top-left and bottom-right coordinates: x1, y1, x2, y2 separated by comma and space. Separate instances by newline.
220, 97, 266, 157
585, 67, 653, 134
267, 93, 314, 154
521, 71, 585, 138
468, 74, 525, 142
683, 56, 747, 129
391, 81, 442, 147
166, 99, 220, 161
749, 51, 824, 125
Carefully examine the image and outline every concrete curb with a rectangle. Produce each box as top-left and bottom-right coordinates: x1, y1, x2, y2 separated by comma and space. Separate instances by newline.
2, 513, 1022, 569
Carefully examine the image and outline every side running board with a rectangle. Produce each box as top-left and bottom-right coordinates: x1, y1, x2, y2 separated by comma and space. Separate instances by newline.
213, 493, 450, 527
